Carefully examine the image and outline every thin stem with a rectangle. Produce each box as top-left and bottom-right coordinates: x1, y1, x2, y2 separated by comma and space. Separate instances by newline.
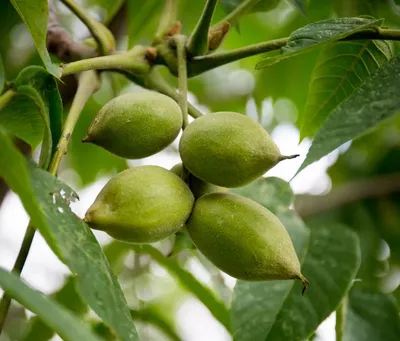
0, 224, 35, 333
133, 69, 203, 119
48, 71, 100, 174
335, 298, 348, 341
175, 35, 189, 128
0, 71, 100, 335
188, 38, 288, 76
186, 0, 219, 56
0, 89, 16, 111
297, 274, 310, 295
61, 47, 149, 77
344, 27, 400, 41
279, 154, 300, 161
61, 0, 115, 55
187, 27, 400, 77
154, 0, 177, 43
214, 0, 259, 28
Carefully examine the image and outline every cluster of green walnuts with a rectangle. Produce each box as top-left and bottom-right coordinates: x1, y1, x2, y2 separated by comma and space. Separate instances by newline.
83, 91, 308, 291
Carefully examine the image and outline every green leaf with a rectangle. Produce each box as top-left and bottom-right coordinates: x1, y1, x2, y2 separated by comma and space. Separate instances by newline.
22, 278, 88, 341
334, 0, 380, 17
219, 0, 280, 15
346, 205, 382, 287
287, 0, 307, 15
389, 0, 400, 17
232, 223, 360, 341
230, 177, 294, 214
14, 66, 63, 168
253, 48, 320, 114
0, 127, 56, 246
132, 244, 231, 332
344, 287, 400, 341
131, 308, 181, 341
0, 94, 44, 148
0, 269, 101, 341
393, 285, 400, 309
127, 0, 162, 48
27, 165, 139, 341
0, 54, 4, 93
22, 242, 130, 341
102, 241, 132, 276
219, 0, 243, 13
0, 130, 139, 341
300, 39, 394, 138
218, 0, 305, 15
297, 53, 400, 174
275, 210, 310, 256
193, 251, 232, 306
256, 17, 383, 68
80, 0, 124, 22
10, 0, 60, 77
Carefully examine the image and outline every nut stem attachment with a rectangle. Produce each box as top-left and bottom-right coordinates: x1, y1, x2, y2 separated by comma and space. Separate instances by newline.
82, 135, 91, 143
297, 273, 310, 295
279, 154, 300, 162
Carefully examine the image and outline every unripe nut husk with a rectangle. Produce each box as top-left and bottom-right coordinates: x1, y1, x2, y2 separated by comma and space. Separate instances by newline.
186, 192, 309, 294
84, 165, 194, 243
179, 111, 298, 187
83, 91, 182, 159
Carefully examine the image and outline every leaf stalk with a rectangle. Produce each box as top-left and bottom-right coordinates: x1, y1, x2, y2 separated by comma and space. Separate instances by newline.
48, 71, 100, 174
61, 0, 115, 55
335, 297, 348, 341
175, 35, 189, 128
0, 89, 16, 111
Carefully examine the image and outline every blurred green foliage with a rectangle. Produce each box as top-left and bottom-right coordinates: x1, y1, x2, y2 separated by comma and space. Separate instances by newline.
1, 0, 400, 340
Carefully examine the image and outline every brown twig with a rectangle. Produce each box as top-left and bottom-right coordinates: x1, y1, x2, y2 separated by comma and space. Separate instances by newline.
294, 173, 400, 217
47, 0, 97, 62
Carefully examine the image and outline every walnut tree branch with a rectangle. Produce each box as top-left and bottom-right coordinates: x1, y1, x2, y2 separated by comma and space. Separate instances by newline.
187, 27, 400, 77
294, 173, 400, 217
47, 0, 97, 62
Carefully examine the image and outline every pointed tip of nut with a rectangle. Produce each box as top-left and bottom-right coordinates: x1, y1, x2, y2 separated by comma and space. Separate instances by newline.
83, 211, 93, 224
82, 135, 91, 143
279, 154, 300, 162
297, 274, 310, 295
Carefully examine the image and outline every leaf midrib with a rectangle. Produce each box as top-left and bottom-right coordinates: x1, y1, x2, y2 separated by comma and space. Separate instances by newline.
307, 40, 372, 130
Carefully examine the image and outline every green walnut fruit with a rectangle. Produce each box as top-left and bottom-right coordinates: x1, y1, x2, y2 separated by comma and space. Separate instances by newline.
170, 163, 226, 199
83, 91, 182, 159
84, 165, 194, 243
186, 192, 309, 293
179, 112, 298, 187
